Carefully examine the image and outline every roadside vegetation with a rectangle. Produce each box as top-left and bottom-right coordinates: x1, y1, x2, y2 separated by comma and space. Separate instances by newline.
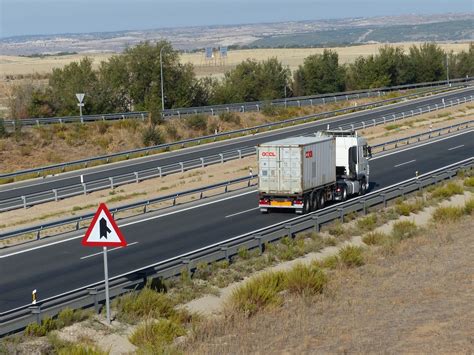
4, 170, 472, 353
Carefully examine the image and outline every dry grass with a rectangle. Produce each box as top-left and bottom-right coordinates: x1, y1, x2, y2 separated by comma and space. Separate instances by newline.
182, 217, 474, 354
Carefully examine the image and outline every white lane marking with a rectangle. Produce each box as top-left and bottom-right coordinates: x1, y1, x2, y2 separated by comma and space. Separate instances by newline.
0, 190, 257, 258
371, 130, 473, 160
225, 207, 259, 218
448, 144, 465, 151
394, 159, 416, 168
80, 242, 138, 260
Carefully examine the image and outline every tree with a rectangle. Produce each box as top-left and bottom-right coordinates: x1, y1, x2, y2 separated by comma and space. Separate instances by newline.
450, 43, 474, 79
407, 43, 446, 83
292, 50, 345, 96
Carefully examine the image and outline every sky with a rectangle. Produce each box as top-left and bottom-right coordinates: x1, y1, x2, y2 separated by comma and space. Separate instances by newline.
1, 0, 473, 38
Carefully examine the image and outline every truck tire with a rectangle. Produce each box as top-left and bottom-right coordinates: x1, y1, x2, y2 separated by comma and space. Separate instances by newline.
311, 192, 318, 212
341, 186, 348, 202
318, 191, 326, 209
359, 178, 367, 196
303, 195, 310, 214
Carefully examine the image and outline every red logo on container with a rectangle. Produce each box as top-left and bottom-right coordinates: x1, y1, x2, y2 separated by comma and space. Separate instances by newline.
261, 152, 276, 157
305, 150, 313, 158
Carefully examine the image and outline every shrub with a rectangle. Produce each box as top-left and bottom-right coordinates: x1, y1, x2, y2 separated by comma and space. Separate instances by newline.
25, 317, 57, 336
431, 206, 465, 223
328, 221, 345, 237
464, 177, 474, 187
320, 255, 339, 269
96, 121, 109, 135
284, 263, 327, 296
141, 126, 164, 146
465, 197, 474, 215
219, 111, 241, 125
430, 182, 463, 199
229, 271, 285, 316
114, 287, 176, 323
356, 214, 378, 232
338, 245, 365, 267
391, 221, 418, 240
129, 319, 185, 350
363, 231, 388, 246
394, 199, 424, 216
56, 308, 90, 328
186, 114, 208, 131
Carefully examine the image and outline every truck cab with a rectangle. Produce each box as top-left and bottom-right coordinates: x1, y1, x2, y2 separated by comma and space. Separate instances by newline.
321, 130, 370, 197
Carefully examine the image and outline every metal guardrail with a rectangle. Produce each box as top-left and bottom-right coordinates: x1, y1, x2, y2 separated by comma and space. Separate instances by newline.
161, 78, 473, 118
1, 85, 468, 181
2, 78, 471, 128
1, 95, 472, 212
1, 157, 472, 336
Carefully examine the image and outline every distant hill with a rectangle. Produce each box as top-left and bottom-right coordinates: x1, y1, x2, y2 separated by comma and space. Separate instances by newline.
250, 20, 474, 48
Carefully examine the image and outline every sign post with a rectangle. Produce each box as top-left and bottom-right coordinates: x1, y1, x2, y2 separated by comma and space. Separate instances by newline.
82, 203, 127, 325
76, 93, 85, 119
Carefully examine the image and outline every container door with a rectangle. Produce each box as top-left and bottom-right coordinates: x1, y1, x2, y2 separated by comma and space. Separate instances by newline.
259, 146, 279, 192
279, 147, 301, 193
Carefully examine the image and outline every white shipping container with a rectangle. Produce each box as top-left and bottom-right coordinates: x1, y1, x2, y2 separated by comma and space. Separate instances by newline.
258, 136, 336, 195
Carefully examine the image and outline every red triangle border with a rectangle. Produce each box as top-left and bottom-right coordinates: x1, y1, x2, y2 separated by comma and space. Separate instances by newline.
81, 203, 128, 247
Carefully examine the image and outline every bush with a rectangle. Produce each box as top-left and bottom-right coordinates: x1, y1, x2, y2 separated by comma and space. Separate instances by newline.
25, 317, 57, 336
464, 177, 474, 187
431, 206, 465, 223
56, 308, 90, 328
328, 221, 345, 237
391, 221, 418, 240
219, 111, 241, 125
362, 231, 388, 246
185, 114, 208, 131
141, 126, 164, 146
394, 199, 424, 216
465, 197, 474, 215
114, 287, 176, 323
284, 263, 327, 296
430, 182, 463, 199
338, 245, 365, 267
129, 319, 185, 350
356, 214, 378, 232
229, 271, 285, 316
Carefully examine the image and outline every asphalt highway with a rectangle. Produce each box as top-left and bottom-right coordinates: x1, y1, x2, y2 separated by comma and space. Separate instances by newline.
1, 87, 472, 202
0, 130, 472, 312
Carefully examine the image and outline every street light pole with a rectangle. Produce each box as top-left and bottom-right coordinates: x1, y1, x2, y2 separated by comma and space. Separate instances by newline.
160, 47, 165, 110
446, 53, 450, 86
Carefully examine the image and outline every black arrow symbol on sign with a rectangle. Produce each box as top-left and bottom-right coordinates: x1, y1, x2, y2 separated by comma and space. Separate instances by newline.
99, 217, 112, 239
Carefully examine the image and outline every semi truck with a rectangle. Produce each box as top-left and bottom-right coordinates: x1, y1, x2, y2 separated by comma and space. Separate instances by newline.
258, 130, 371, 214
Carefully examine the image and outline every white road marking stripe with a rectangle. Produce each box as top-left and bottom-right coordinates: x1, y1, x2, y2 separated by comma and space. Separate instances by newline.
225, 207, 259, 218
394, 159, 416, 168
448, 144, 465, 151
80, 242, 138, 260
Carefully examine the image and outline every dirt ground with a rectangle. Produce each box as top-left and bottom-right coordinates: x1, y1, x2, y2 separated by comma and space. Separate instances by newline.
183, 201, 474, 354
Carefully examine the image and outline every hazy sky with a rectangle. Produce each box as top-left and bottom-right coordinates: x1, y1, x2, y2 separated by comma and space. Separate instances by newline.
1, 0, 473, 38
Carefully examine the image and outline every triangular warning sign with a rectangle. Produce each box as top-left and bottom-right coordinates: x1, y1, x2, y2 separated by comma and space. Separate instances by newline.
82, 203, 127, 247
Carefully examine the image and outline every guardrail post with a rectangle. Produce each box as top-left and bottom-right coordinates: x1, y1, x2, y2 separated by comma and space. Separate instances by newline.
87, 288, 100, 313
221, 246, 230, 262
210, 108, 214, 116
237, 149, 242, 159
173, 195, 177, 205
158, 167, 162, 178
22, 195, 27, 209
109, 177, 114, 190
253, 234, 264, 254
311, 215, 320, 232
360, 200, 367, 215
381, 193, 387, 207
143, 201, 149, 214
346, 95, 349, 101
256, 104, 260, 112
132, 172, 139, 183
36, 227, 42, 240
310, 99, 313, 106
29, 306, 41, 325
200, 158, 205, 168
337, 208, 344, 222
241, 105, 245, 113
285, 224, 293, 238
372, 119, 376, 127
297, 100, 301, 107
219, 153, 224, 164
180, 162, 184, 173
76, 218, 81, 230
225, 182, 230, 193
362, 121, 365, 129
181, 259, 190, 273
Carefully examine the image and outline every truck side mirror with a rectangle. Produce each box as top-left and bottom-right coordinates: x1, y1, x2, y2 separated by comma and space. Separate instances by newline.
367, 146, 372, 158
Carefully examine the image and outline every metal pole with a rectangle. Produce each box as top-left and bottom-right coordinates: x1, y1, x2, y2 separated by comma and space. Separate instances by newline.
446, 53, 449, 86
160, 47, 165, 110
103, 246, 110, 325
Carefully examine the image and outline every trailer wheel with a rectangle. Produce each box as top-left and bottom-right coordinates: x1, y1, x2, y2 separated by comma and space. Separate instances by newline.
303, 195, 310, 214
311, 192, 318, 212
318, 192, 326, 209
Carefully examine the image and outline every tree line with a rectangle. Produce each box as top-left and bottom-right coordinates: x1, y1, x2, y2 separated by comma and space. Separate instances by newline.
8, 41, 474, 119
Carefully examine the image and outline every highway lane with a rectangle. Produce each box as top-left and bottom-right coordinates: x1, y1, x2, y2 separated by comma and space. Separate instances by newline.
1, 87, 472, 202
0, 131, 472, 312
